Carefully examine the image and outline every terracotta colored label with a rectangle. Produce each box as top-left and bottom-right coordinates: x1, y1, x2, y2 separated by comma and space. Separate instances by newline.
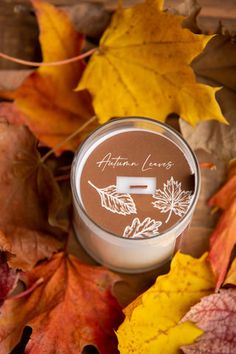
80, 130, 194, 238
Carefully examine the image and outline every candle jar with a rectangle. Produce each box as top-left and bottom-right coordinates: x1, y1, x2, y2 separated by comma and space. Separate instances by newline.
71, 117, 200, 273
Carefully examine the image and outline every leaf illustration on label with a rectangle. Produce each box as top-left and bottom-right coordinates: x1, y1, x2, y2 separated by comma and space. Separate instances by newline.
123, 217, 162, 239
88, 180, 137, 215
152, 177, 193, 223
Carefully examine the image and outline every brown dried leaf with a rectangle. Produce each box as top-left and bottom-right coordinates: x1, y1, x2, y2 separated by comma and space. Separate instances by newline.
180, 150, 225, 257
0, 114, 67, 234
4, 227, 62, 271
180, 34, 236, 161
0, 112, 67, 269
166, 0, 201, 33
63, 2, 112, 39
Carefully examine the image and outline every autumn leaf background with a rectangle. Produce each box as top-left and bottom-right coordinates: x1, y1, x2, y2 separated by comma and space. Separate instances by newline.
0, 0, 236, 353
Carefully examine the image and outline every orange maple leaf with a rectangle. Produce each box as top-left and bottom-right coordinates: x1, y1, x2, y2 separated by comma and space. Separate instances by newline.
2, 0, 96, 152
0, 252, 123, 354
208, 161, 236, 290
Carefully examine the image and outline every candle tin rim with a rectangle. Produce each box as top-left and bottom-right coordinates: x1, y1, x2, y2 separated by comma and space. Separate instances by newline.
71, 116, 201, 242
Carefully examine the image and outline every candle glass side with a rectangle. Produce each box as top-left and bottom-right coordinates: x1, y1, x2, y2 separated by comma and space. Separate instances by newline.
71, 117, 200, 273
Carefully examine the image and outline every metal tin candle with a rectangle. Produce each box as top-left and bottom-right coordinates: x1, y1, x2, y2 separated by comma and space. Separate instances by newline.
71, 117, 200, 273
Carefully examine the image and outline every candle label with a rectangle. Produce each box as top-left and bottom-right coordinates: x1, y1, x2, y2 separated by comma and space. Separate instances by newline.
96, 152, 174, 172
80, 130, 194, 237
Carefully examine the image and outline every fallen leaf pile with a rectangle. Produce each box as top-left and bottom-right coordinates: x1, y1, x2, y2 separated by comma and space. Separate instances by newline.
0, 0, 236, 352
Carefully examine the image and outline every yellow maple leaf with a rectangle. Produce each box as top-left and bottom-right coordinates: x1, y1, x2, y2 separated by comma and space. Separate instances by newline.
117, 252, 215, 354
77, 0, 226, 125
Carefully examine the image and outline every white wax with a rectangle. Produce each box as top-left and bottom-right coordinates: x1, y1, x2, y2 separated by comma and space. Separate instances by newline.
72, 208, 193, 273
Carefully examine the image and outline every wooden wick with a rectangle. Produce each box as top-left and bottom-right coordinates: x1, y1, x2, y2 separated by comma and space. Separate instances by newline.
129, 185, 148, 189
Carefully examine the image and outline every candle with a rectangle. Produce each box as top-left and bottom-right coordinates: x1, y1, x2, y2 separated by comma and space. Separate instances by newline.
71, 117, 200, 273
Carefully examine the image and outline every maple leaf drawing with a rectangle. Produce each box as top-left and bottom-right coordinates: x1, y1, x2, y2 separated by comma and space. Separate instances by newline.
88, 180, 137, 215
123, 217, 162, 239
152, 177, 192, 223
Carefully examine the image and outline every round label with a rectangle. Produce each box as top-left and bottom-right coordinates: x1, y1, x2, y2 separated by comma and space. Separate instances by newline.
80, 130, 194, 238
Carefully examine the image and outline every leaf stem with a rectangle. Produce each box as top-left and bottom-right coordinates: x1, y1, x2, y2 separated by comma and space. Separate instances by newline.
41, 115, 97, 163
0, 48, 97, 67
165, 208, 173, 224
8, 278, 44, 301
88, 180, 97, 190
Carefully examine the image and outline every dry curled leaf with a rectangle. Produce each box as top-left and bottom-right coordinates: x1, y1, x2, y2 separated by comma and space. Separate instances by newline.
180, 34, 236, 161
1, 0, 96, 152
63, 2, 112, 39
181, 289, 236, 353
77, 0, 225, 125
3, 227, 62, 271
167, 0, 201, 33
0, 115, 66, 269
208, 163, 236, 290
0, 252, 124, 354
117, 252, 215, 354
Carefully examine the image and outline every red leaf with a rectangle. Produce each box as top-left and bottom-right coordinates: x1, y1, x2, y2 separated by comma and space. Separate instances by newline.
181, 289, 236, 354
0, 242, 19, 306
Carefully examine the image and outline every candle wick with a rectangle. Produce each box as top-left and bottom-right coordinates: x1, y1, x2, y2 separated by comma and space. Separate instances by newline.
129, 185, 148, 189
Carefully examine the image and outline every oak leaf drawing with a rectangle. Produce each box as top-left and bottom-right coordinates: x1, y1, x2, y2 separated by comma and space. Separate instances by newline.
77, 0, 226, 125
181, 290, 236, 354
152, 176, 193, 223
117, 252, 215, 354
208, 162, 236, 290
123, 217, 162, 238
0, 0, 96, 152
88, 180, 137, 215
0, 252, 124, 354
